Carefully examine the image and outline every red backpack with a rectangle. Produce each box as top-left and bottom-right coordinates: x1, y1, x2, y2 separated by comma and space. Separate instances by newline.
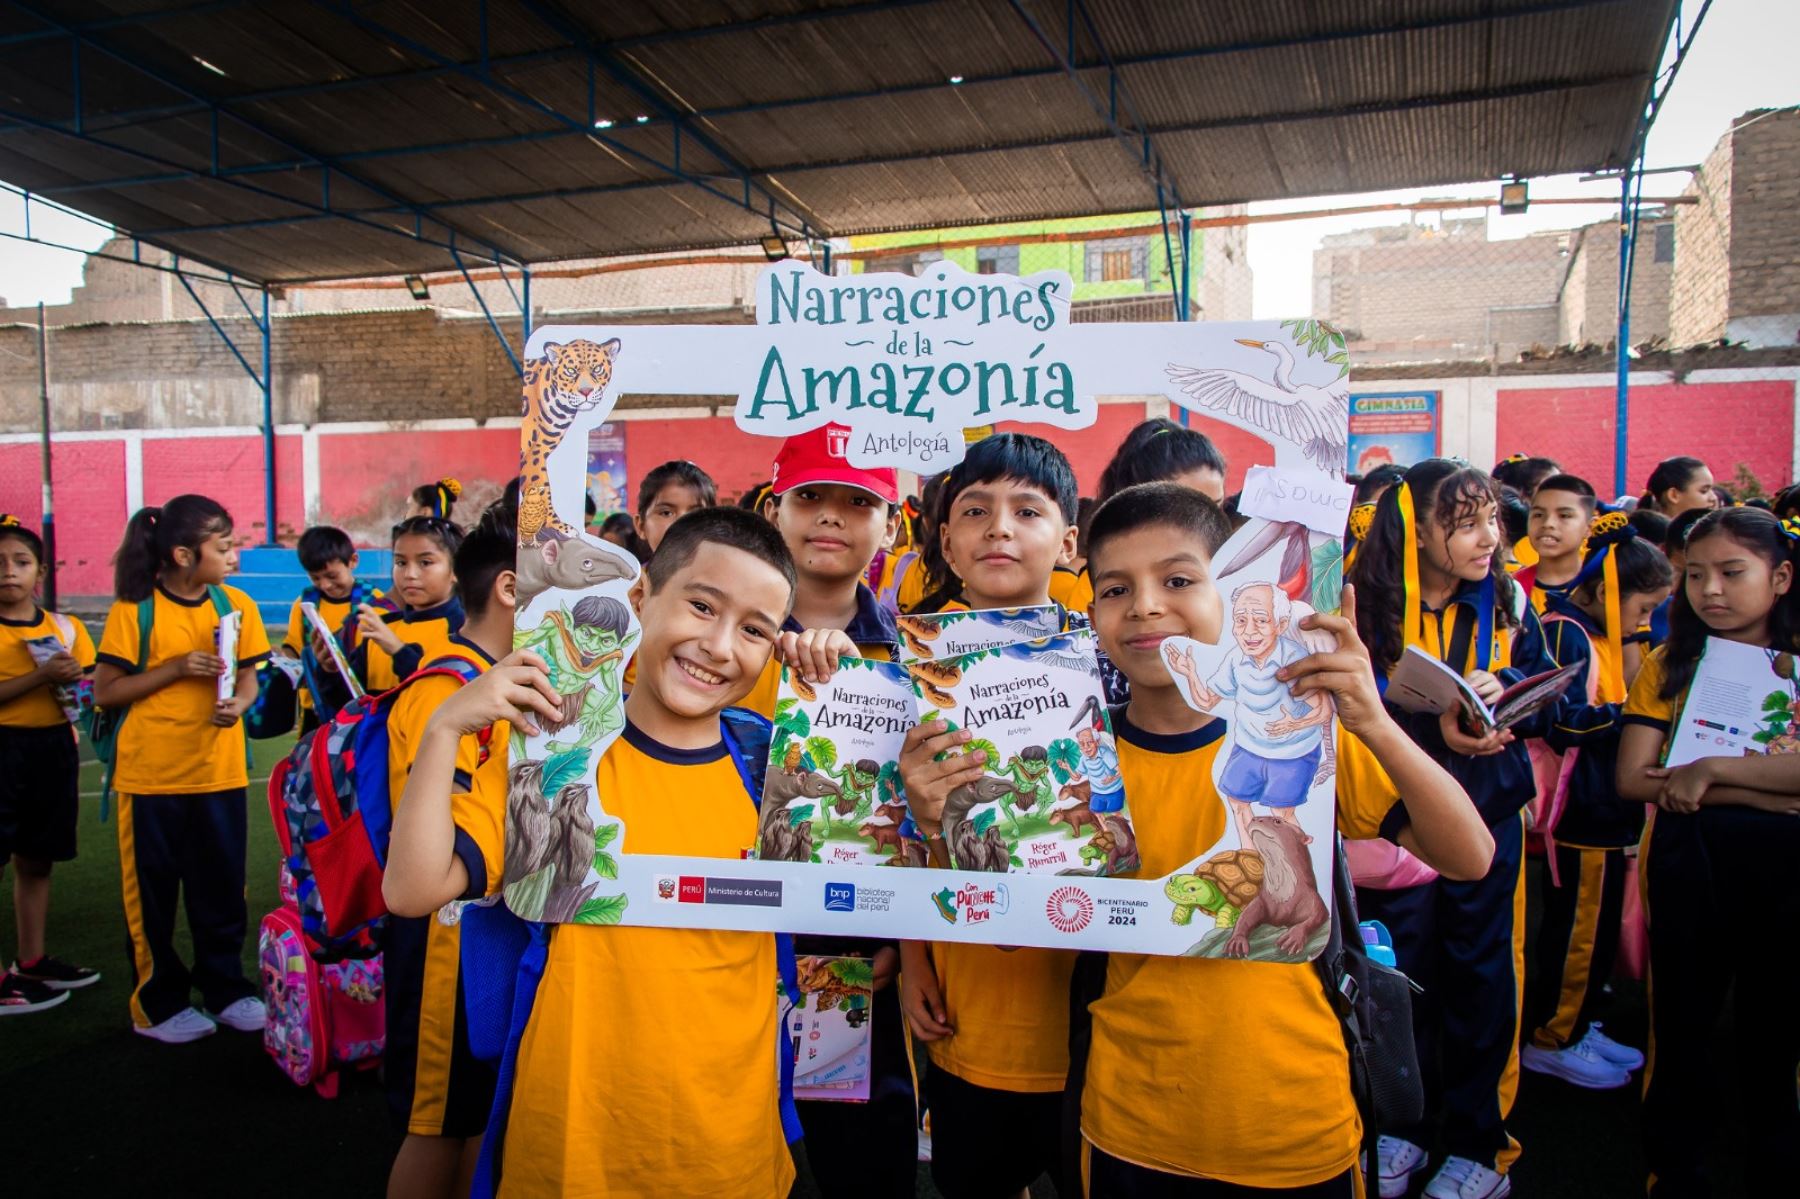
266, 654, 490, 953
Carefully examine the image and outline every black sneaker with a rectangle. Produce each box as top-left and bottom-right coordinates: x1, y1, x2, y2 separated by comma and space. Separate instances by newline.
0, 970, 69, 1015
12, 955, 101, 990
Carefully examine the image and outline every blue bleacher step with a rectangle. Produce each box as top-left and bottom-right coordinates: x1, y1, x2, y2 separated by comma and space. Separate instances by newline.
232, 546, 393, 630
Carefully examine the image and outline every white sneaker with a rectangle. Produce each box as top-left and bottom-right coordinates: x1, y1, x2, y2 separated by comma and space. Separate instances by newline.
1521, 1036, 1632, 1089
134, 1006, 217, 1044
214, 996, 266, 1032
1423, 1156, 1512, 1199
1583, 1023, 1646, 1071
1377, 1136, 1430, 1198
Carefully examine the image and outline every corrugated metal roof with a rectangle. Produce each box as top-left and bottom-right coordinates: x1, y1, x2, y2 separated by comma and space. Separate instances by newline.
0, 0, 1677, 283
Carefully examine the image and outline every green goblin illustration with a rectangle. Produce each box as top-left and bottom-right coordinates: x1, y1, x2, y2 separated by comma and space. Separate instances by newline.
515, 595, 636, 753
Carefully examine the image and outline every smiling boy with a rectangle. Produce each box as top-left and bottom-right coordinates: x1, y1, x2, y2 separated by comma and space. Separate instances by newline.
419, 507, 801, 1197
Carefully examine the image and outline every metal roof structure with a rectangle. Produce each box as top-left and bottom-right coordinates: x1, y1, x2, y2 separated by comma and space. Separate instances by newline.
0, 0, 1681, 286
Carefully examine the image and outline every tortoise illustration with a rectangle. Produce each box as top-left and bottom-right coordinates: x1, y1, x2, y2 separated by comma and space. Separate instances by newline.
1166, 849, 1264, 927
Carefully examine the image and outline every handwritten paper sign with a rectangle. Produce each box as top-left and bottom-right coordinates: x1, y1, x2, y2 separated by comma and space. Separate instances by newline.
1238, 466, 1354, 536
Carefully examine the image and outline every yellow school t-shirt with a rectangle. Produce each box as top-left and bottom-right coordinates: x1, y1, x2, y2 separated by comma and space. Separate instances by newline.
283, 586, 380, 712
0, 606, 96, 728
1623, 645, 1679, 738
98, 585, 271, 795
1049, 566, 1094, 613
385, 639, 509, 897
919, 594, 1078, 1093
357, 599, 461, 693
499, 726, 793, 1199
1081, 715, 1401, 1187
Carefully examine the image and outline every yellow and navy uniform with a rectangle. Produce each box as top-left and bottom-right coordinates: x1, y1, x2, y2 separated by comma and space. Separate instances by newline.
895, 554, 932, 614
1626, 647, 1800, 1195
1510, 535, 1538, 570
1526, 594, 1636, 1053
903, 594, 1080, 1196
382, 634, 507, 1138
742, 583, 918, 1194
0, 606, 96, 865
1357, 575, 1556, 1175
1080, 708, 1402, 1188
282, 581, 380, 724
98, 583, 271, 1029
348, 596, 463, 694
499, 724, 794, 1198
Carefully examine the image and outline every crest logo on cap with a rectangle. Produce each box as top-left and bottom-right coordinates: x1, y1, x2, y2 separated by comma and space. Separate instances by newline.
827, 427, 850, 459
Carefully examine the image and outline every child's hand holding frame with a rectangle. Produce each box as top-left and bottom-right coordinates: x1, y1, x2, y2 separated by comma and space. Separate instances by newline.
424, 650, 563, 740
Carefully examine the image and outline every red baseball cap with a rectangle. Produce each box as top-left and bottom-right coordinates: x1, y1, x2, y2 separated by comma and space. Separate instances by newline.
770, 423, 899, 504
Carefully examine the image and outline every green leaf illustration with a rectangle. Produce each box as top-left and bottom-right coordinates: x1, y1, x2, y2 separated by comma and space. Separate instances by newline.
1009, 854, 1024, 868
572, 894, 628, 925
1047, 737, 1082, 783
805, 736, 838, 772
1310, 539, 1345, 614
775, 697, 797, 719
592, 850, 618, 879
1762, 691, 1791, 712
540, 748, 591, 796
594, 822, 620, 850
1752, 729, 1777, 744
788, 804, 815, 826
972, 808, 997, 836
828, 958, 876, 988
965, 737, 1000, 766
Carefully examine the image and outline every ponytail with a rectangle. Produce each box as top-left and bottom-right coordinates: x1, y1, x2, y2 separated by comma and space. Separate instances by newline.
112, 495, 233, 602
1569, 512, 1674, 696
410, 478, 463, 522
1661, 507, 1800, 699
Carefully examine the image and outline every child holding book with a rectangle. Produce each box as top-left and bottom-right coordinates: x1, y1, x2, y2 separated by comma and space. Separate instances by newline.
1617, 506, 1800, 1196
280, 524, 379, 730
1046, 481, 1491, 1196
431, 508, 802, 1196
1345, 458, 1559, 1199
93, 495, 271, 1043
380, 505, 518, 1199
334, 516, 464, 695
1521, 517, 1672, 1091
898, 432, 1082, 1199
744, 424, 918, 1197
0, 516, 98, 1012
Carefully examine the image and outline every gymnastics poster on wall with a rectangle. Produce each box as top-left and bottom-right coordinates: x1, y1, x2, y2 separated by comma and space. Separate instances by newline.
502, 260, 1353, 956
1345, 390, 1439, 475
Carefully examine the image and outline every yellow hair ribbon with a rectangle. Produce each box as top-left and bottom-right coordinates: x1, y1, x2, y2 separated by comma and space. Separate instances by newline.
1601, 549, 1625, 701
1398, 482, 1423, 652
0, 514, 18, 527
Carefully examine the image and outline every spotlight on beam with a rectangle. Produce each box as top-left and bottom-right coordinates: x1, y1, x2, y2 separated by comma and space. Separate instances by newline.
404, 274, 431, 300
760, 236, 790, 262
1499, 179, 1530, 215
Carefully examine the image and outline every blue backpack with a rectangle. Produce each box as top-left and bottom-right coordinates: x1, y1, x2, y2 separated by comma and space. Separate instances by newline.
463, 707, 801, 1198
265, 652, 488, 955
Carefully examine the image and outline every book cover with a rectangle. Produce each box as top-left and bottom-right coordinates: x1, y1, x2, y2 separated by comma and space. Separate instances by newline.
1384, 645, 1579, 732
1665, 638, 1800, 768
785, 955, 874, 1104
299, 600, 365, 701
214, 610, 241, 703
896, 606, 1062, 660
21, 635, 91, 725
909, 629, 1137, 876
759, 657, 918, 868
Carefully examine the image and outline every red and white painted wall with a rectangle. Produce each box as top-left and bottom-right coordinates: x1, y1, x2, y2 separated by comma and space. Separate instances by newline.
4, 366, 1795, 600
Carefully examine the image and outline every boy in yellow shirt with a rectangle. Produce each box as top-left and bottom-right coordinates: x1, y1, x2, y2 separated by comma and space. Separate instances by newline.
280, 525, 380, 730
897, 432, 1082, 1198
402, 507, 801, 1197
1045, 481, 1492, 1195
1521, 474, 1597, 609
380, 506, 517, 1199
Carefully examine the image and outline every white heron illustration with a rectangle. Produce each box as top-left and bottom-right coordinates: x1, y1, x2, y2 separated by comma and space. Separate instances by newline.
1166, 338, 1349, 476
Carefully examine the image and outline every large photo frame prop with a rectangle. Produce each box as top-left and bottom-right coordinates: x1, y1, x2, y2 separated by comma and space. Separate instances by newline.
507, 261, 1351, 956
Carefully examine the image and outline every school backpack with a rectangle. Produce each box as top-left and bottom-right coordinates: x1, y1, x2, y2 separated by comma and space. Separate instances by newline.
1526, 611, 1602, 886
266, 652, 489, 955
258, 861, 386, 1097
463, 707, 801, 1199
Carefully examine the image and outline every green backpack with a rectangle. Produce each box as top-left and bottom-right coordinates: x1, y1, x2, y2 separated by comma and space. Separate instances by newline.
87, 586, 237, 818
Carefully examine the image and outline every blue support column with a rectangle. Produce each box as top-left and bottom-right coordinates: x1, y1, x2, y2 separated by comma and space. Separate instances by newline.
1178, 211, 1193, 320
261, 288, 275, 545
521, 265, 533, 345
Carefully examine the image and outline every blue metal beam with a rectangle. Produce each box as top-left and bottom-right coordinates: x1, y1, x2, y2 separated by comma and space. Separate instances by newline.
1008, 0, 1184, 216
452, 245, 522, 378
16, 0, 1637, 193
5, 0, 530, 269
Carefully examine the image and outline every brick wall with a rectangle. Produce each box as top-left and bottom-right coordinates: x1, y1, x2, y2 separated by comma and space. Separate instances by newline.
1672, 122, 1738, 344
1726, 110, 1800, 337
1558, 218, 1673, 348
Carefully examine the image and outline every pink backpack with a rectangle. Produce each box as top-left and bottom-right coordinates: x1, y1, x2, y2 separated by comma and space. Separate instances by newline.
259, 864, 385, 1097
1526, 612, 1602, 886
1344, 836, 1440, 890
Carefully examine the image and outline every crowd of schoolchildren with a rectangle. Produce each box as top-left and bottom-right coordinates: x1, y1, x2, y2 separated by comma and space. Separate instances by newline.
0, 423, 1795, 1199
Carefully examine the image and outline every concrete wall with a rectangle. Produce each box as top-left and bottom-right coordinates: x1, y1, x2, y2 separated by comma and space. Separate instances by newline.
1558, 217, 1674, 348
